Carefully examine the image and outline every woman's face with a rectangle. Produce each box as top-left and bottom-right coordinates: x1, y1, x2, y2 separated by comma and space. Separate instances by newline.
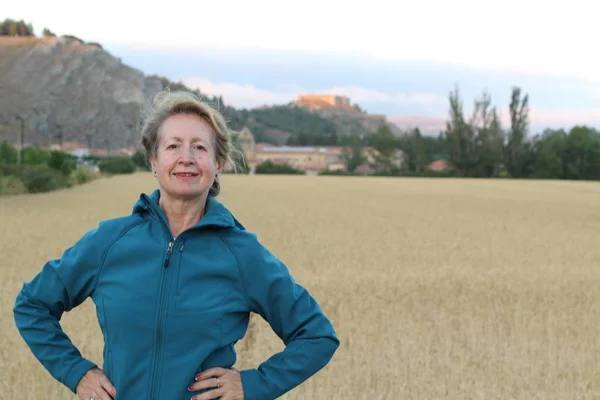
150, 113, 223, 201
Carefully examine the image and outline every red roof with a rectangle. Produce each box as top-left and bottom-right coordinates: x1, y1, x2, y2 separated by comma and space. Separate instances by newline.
428, 160, 449, 171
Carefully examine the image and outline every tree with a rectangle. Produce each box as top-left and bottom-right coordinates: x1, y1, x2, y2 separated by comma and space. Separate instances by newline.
469, 90, 504, 177
531, 129, 567, 179
563, 126, 600, 180
369, 124, 398, 172
371, 124, 397, 158
487, 111, 505, 174
506, 86, 530, 177
43, 28, 56, 37
443, 85, 477, 176
398, 128, 428, 173
341, 134, 366, 172
0, 141, 18, 164
1, 19, 35, 37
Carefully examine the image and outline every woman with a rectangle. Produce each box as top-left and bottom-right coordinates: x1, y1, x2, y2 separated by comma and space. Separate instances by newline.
13, 90, 340, 400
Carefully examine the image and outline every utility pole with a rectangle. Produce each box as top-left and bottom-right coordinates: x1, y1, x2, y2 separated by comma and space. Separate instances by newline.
57, 125, 63, 150
126, 123, 134, 150
15, 115, 25, 165
54, 124, 63, 150
85, 133, 93, 152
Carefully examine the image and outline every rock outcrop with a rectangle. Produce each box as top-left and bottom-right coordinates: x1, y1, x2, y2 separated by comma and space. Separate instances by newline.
0, 36, 162, 150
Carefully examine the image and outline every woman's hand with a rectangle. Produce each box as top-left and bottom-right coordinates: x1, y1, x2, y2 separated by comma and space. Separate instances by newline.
188, 367, 244, 400
76, 368, 117, 400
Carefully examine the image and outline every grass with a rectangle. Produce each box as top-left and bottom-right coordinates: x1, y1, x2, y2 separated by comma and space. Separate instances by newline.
1, 173, 599, 399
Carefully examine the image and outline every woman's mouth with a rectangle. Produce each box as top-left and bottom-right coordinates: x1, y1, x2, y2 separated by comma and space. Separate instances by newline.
174, 172, 199, 178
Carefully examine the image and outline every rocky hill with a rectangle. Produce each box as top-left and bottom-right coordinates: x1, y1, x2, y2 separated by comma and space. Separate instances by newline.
0, 35, 397, 150
0, 36, 164, 150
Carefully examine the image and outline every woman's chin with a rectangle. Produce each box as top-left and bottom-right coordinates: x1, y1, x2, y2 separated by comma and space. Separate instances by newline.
163, 185, 207, 200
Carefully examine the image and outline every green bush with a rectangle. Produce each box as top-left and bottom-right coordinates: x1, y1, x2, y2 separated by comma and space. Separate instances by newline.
0, 141, 18, 164
0, 163, 21, 176
318, 169, 358, 176
15, 165, 71, 193
255, 160, 305, 175
0, 175, 27, 195
22, 147, 49, 165
98, 157, 137, 174
60, 159, 76, 175
71, 168, 97, 185
131, 150, 151, 171
47, 151, 68, 170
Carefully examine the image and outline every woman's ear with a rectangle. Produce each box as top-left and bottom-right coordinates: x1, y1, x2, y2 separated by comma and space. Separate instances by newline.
149, 156, 158, 175
216, 159, 226, 175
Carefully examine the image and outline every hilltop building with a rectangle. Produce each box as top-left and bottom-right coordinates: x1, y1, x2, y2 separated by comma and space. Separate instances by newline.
294, 94, 388, 133
295, 94, 355, 111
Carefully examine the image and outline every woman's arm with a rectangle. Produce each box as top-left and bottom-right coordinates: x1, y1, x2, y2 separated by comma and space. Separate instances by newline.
230, 233, 340, 400
13, 223, 113, 393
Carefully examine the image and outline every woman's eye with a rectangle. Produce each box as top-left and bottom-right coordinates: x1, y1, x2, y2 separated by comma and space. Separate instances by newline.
196, 145, 206, 151
168, 144, 178, 149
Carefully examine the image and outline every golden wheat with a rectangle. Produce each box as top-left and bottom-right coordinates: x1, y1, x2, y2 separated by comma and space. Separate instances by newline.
1, 173, 599, 399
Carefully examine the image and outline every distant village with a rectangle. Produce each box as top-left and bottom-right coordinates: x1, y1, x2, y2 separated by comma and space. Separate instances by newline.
38, 126, 406, 175
236, 126, 360, 174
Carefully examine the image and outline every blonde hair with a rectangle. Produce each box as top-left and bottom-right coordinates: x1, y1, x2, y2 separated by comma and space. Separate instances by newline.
140, 90, 243, 197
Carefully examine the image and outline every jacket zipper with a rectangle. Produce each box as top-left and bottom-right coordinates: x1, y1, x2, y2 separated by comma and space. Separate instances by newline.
149, 240, 174, 400
164, 241, 174, 267
142, 197, 220, 399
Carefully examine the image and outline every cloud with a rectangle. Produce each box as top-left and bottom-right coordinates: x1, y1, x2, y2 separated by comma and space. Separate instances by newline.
324, 87, 447, 108
589, 86, 600, 100
388, 107, 600, 136
182, 78, 298, 109
183, 77, 447, 111
480, 106, 600, 131
528, 107, 600, 129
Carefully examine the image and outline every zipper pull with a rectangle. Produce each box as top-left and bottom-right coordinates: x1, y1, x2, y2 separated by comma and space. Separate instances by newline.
164, 241, 174, 268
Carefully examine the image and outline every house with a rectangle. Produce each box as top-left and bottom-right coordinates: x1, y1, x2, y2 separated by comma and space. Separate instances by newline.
228, 126, 346, 174
254, 144, 346, 174
428, 159, 449, 172
230, 126, 404, 175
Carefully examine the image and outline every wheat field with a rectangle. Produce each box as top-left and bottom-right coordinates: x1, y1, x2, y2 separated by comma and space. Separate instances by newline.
1, 173, 599, 399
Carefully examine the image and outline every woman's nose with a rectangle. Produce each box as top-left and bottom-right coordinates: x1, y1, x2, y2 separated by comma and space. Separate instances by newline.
178, 146, 195, 161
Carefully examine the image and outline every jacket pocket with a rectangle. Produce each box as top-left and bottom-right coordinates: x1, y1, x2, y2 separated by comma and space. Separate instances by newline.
105, 350, 113, 378
201, 343, 236, 371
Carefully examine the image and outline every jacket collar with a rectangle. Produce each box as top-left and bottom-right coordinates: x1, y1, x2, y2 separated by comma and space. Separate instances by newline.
133, 189, 243, 231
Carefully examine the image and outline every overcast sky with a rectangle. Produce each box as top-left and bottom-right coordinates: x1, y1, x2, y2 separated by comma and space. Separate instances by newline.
4, 0, 600, 134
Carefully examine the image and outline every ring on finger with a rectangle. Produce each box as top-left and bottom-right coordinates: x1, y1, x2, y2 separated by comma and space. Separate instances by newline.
216, 377, 220, 388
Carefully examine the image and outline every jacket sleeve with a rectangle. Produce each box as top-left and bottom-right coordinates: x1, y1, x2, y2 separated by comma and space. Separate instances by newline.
235, 235, 340, 400
13, 224, 109, 394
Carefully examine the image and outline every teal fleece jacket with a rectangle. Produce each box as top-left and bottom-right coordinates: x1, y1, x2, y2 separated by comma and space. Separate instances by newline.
13, 190, 339, 400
